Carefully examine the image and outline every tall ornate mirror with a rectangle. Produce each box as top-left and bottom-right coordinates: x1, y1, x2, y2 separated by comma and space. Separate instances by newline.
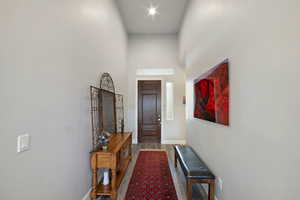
90, 73, 124, 149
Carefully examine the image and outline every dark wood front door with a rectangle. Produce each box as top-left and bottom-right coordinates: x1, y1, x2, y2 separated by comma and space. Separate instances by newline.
138, 80, 161, 143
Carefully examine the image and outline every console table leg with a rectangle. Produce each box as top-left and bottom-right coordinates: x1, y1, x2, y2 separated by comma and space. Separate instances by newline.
111, 169, 117, 200
112, 191, 117, 200
91, 168, 97, 200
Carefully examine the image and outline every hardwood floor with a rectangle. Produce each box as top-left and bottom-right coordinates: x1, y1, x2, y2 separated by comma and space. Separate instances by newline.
117, 143, 207, 200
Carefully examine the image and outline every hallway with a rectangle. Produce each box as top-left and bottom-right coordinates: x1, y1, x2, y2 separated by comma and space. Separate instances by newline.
1, 0, 300, 200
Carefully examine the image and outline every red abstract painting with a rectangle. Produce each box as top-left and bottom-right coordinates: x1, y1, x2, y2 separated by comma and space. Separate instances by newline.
194, 59, 229, 125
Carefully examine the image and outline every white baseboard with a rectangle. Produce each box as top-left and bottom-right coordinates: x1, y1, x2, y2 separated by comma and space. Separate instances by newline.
82, 188, 91, 200
161, 139, 186, 144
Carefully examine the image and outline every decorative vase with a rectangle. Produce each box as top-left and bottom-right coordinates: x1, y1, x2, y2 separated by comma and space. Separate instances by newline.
103, 169, 110, 185
102, 145, 108, 150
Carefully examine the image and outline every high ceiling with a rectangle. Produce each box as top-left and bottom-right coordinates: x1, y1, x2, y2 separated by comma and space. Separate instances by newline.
116, 0, 190, 34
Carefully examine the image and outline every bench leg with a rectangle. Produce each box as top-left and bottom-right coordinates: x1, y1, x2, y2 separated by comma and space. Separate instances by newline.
208, 181, 215, 200
174, 151, 177, 168
186, 178, 192, 200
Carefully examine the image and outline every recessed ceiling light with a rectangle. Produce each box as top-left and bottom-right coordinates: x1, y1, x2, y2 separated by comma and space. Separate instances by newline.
148, 7, 157, 16
147, 4, 158, 17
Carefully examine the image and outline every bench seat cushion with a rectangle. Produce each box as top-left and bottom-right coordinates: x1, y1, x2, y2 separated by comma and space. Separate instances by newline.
175, 145, 215, 179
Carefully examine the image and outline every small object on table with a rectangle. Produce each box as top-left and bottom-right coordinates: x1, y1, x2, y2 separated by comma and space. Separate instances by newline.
103, 169, 110, 185
98, 131, 110, 150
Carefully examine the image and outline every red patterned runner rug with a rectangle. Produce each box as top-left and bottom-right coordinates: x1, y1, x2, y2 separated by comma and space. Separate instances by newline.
125, 150, 178, 200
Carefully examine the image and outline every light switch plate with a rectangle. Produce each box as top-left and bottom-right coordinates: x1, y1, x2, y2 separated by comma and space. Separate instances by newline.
17, 134, 30, 153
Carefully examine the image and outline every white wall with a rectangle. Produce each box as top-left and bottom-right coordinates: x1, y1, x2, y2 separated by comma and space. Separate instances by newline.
127, 34, 186, 144
180, 0, 300, 200
0, 0, 127, 199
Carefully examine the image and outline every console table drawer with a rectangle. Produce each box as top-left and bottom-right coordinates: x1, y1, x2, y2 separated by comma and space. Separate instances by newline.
96, 154, 114, 168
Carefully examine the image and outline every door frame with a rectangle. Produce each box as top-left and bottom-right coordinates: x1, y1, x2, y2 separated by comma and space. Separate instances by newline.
135, 77, 164, 144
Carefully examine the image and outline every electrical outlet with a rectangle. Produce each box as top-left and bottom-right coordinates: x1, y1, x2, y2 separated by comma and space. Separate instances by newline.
17, 134, 31, 153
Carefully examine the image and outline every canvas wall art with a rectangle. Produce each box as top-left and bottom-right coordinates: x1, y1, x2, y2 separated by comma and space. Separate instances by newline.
194, 59, 229, 126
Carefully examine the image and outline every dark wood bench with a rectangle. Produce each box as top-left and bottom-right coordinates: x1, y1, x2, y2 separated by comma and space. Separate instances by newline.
174, 145, 215, 200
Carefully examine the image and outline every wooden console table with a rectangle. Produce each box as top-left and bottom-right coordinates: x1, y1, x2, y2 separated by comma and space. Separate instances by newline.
90, 133, 132, 200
